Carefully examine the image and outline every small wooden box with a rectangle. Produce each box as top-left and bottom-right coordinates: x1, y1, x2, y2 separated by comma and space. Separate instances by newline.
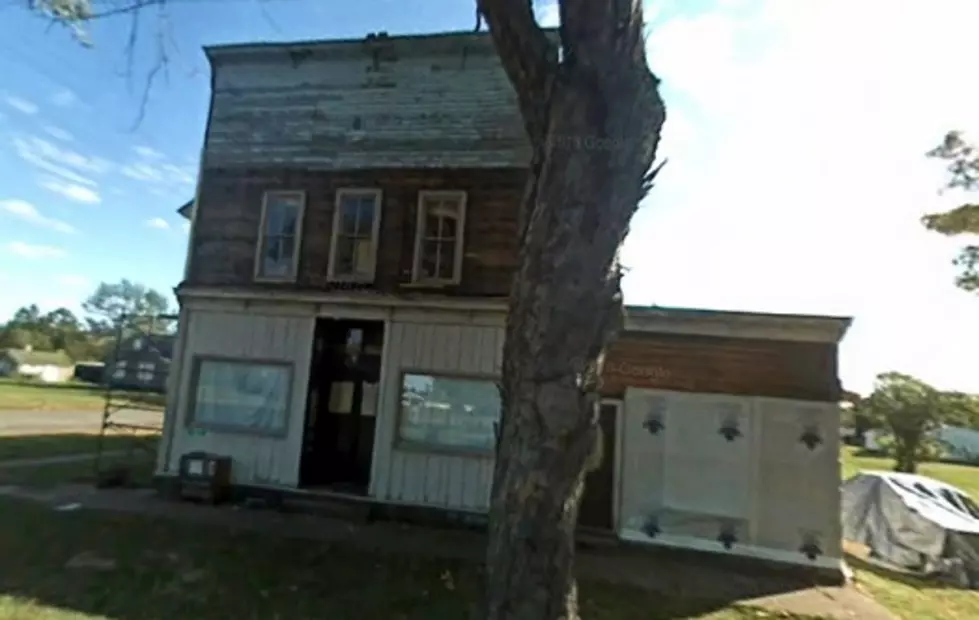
177, 452, 232, 505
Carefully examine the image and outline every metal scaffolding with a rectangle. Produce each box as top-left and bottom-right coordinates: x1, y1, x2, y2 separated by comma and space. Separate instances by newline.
93, 312, 179, 487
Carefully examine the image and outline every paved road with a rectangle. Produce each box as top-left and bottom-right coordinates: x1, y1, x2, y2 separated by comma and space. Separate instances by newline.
0, 409, 164, 436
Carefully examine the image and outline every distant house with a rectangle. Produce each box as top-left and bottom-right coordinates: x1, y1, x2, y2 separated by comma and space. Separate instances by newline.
864, 425, 979, 464
104, 334, 175, 393
72, 361, 106, 384
0, 347, 73, 383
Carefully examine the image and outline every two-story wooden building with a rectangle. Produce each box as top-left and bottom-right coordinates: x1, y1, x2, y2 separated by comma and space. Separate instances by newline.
160, 30, 852, 578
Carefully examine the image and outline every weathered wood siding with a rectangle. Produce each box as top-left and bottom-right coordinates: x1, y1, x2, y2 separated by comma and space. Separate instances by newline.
204, 33, 530, 169
370, 319, 504, 512
159, 309, 314, 486
619, 388, 842, 565
188, 167, 523, 296
603, 331, 840, 402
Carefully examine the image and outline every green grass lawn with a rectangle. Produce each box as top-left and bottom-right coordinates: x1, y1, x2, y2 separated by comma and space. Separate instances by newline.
0, 498, 825, 620
0, 441, 972, 619
0, 379, 108, 412
840, 445, 979, 620
0, 379, 165, 413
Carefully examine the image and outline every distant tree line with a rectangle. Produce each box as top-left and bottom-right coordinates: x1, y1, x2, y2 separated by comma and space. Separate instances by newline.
844, 372, 979, 473
0, 279, 172, 363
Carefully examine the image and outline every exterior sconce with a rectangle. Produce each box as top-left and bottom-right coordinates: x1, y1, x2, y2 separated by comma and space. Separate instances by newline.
800, 532, 822, 560
642, 515, 661, 538
799, 425, 823, 450
643, 415, 664, 435
718, 417, 742, 442
717, 523, 738, 549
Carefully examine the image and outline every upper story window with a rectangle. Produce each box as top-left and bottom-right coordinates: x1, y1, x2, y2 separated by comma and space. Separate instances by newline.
412, 190, 467, 285
255, 190, 305, 281
328, 188, 382, 282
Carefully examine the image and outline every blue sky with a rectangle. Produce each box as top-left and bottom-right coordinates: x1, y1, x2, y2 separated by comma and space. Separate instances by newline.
0, 0, 977, 396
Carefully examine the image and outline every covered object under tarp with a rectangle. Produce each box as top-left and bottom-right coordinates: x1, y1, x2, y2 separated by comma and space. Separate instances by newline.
841, 471, 979, 587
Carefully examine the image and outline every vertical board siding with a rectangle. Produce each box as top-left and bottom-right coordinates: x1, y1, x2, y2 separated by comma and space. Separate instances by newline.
163, 310, 314, 487
619, 388, 843, 562
370, 319, 504, 512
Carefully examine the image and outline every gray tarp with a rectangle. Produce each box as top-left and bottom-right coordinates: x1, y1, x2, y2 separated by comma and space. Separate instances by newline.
841, 470, 979, 588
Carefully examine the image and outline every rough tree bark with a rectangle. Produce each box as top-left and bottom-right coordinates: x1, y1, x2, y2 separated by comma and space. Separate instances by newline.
476, 1, 666, 619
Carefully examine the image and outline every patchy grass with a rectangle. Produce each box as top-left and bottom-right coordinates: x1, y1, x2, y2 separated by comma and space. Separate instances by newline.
0, 379, 164, 413
840, 445, 979, 499
0, 498, 828, 620
848, 556, 978, 620
840, 445, 979, 619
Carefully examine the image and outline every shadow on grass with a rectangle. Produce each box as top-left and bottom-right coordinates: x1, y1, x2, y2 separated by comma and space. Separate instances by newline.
0, 495, 836, 620
847, 554, 974, 593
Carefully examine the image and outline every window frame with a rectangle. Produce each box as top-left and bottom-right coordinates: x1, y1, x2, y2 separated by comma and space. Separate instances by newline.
185, 355, 294, 438
253, 190, 307, 283
411, 190, 467, 286
137, 361, 156, 383
112, 360, 128, 380
394, 368, 500, 458
327, 187, 384, 283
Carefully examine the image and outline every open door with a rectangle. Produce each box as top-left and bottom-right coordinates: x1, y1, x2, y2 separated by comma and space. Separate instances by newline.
579, 399, 620, 531
299, 319, 383, 494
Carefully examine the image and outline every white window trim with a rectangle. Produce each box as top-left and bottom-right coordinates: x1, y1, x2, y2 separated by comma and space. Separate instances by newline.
327, 188, 383, 283
411, 190, 467, 286
253, 190, 306, 283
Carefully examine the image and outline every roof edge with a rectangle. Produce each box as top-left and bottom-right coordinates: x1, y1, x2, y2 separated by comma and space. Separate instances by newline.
203, 29, 545, 63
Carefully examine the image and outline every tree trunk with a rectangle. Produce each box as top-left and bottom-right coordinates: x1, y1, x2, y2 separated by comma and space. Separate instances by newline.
893, 436, 919, 473
477, 2, 665, 618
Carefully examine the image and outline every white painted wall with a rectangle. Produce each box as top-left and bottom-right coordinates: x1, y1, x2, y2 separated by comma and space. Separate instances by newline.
370, 318, 504, 512
159, 308, 315, 486
619, 388, 842, 569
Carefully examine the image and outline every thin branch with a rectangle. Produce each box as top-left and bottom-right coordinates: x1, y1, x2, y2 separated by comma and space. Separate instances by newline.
84, 0, 163, 20
255, 0, 282, 33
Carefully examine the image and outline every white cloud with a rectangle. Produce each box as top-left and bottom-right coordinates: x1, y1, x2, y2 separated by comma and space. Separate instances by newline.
56, 274, 90, 288
0, 199, 76, 234
146, 217, 170, 230
4, 241, 67, 259
181, 220, 190, 233
42, 125, 74, 142
40, 179, 101, 204
51, 89, 77, 107
134, 145, 164, 159
122, 163, 164, 182
13, 135, 110, 201
5, 95, 38, 115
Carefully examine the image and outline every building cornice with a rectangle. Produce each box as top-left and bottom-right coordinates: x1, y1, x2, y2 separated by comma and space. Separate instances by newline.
175, 286, 851, 344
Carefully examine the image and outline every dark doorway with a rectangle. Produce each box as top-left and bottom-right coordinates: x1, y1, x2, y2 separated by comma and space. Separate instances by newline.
579, 401, 619, 530
299, 318, 384, 494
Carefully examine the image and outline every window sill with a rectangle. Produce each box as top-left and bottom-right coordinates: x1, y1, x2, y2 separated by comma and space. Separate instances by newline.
253, 276, 299, 284
393, 439, 495, 460
185, 423, 289, 440
400, 280, 460, 289
326, 276, 376, 285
